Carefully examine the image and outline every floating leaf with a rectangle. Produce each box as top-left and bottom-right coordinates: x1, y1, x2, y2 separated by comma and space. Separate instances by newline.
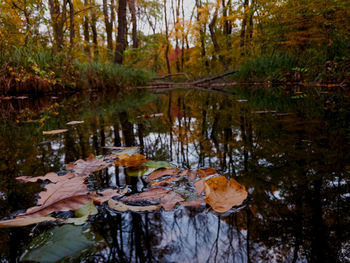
18, 177, 90, 217
125, 166, 156, 177
20, 225, 96, 263
204, 176, 248, 213
16, 172, 75, 183
140, 161, 173, 169
65, 200, 98, 225
160, 191, 184, 210
197, 168, 218, 178
146, 168, 178, 182
194, 179, 205, 195
42, 129, 68, 135
0, 216, 57, 228
180, 199, 205, 208
108, 200, 160, 212
114, 153, 148, 167
67, 121, 84, 125
150, 177, 180, 186
92, 186, 128, 204
124, 187, 170, 202
66, 154, 111, 177
138, 113, 164, 118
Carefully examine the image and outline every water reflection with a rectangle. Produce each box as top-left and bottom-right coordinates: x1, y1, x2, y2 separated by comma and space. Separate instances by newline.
0, 87, 349, 262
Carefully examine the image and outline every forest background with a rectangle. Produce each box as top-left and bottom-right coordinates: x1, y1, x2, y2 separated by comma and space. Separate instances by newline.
1, 0, 350, 94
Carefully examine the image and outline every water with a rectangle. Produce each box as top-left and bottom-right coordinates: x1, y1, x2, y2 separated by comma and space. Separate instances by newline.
0, 87, 349, 262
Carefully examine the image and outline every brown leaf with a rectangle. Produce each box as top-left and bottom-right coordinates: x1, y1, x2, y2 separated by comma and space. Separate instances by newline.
0, 216, 57, 228
66, 154, 111, 177
124, 187, 170, 202
197, 168, 218, 178
150, 177, 180, 186
18, 177, 90, 217
204, 176, 248, 213
92, 186, 129, 204
146, 168, 178, 182
180, 199, 205, 208
194, 179, 205, 195
188, 170, 197, 181
178, 170, 190, 177
114, 153, 148, 167
16, 172, 75, 183
160, 191, 184, 210
42, 129, 68, 135
108, 200, 160, 212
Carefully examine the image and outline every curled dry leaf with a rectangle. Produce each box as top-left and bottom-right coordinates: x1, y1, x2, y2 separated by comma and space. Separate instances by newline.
160, 191, 184, 210
66, 154, 111, 177
124, 187, 170, 202
204, 176, 248, 213
146, 168, 179, 182
0, 216, 57, 228
66, 121, 84, 125
18, 177, 90, 217
16, 172, 75, 183
108, 200, 160, 212
42, 129, 68, 135
92, 186, 129, 204
114, 153, 148, 167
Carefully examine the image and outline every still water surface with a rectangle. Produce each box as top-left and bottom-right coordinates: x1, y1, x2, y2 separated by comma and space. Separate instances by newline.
0, 87, 349, 262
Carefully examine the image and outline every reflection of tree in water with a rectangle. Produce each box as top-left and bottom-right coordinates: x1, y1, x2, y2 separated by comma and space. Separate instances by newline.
0, 89, 349, 261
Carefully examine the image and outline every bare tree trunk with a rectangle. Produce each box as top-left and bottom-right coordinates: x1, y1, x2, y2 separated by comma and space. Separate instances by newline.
209, 3, 227, 69
196, 0, 209, 72
240, 0, 249, 56
114, 0, 127, 64
48, 0, 67, 50
164, 0, 171, 74
222, 0, 232, 50
67, 0, 75, 47
90, 0, 98, 59
128, 0, 139, 48
102, 0, 114, 52
83, 0, 90, 55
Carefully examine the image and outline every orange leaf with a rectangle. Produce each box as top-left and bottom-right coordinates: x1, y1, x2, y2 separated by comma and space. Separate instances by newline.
204, 176, 248, 213
114, 153, 148, 167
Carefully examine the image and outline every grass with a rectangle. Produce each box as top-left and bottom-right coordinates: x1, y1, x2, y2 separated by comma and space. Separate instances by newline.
235, 55, 298, 82
0, 47, 154, 95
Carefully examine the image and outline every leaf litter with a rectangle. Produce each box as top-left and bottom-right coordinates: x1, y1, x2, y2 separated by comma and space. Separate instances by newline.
0, 148, 248, 228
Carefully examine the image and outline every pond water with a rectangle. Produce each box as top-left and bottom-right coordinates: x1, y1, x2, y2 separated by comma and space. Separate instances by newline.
0, 86, 349, 262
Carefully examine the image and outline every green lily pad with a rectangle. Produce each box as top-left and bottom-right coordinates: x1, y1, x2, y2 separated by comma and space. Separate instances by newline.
65, 200, 98, 225
126, 166, 156, 177
20, 225, 97, 263
140, 161, 173, 169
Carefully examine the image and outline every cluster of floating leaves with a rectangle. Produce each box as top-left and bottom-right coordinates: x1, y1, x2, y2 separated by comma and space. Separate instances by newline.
0, 147, 248, 228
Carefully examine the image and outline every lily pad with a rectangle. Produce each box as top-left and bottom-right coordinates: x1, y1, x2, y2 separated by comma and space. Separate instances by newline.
20, 225, 97, 263
140, 161, 173, 169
